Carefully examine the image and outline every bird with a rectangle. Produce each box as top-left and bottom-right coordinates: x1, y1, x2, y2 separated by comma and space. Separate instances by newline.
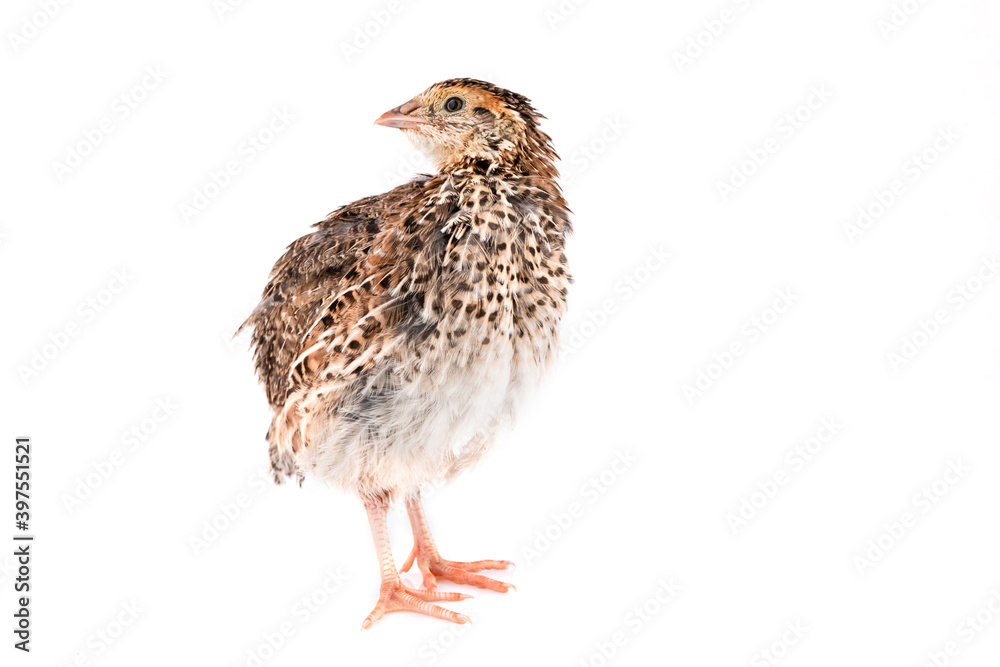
239, 78, 572, 629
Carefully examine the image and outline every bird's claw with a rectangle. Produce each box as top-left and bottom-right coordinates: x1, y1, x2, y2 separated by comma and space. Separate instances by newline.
361, 579, 471, 629
401, 546, 515, 594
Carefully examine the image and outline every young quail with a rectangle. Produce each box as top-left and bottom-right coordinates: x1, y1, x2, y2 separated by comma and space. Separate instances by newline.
240, 79, 572, 628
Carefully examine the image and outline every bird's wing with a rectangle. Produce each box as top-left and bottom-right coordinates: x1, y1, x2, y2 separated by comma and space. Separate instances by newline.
240, 181, 430, 407
283, 176, 464, 397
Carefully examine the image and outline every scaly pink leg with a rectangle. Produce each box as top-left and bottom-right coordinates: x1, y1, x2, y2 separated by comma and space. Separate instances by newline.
400, 491, 515, 594
361, 496, 470, 629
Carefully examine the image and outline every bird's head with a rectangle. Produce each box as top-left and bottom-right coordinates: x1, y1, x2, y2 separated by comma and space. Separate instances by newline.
375, 78, 558, 177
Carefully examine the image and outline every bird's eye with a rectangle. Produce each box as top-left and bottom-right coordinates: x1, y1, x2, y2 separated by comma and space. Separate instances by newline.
444, 97, 465, 113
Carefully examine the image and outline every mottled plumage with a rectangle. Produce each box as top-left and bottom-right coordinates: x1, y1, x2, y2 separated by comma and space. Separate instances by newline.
240, 79, 571, 627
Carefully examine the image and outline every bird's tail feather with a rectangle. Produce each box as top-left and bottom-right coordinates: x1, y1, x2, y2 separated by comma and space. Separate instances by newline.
267, 403, 304, 485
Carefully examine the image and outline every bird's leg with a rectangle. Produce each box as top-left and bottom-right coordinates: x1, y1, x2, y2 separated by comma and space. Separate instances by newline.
361, 496, 471, 629
399, 491, 515, 593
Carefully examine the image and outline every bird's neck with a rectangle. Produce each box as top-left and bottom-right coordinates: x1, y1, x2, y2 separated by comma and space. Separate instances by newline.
447, 150, 561, 185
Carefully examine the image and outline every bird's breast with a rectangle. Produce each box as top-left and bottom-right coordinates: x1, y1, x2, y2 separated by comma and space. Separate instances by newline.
414, 187, 570, 378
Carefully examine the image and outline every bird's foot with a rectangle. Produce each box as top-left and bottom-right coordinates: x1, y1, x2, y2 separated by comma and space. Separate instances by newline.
361, 578, 471, 629
401, 546, 515, 593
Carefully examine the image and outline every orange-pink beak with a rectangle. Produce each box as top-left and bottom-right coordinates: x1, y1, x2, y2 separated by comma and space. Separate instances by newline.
374, 98, 427, 129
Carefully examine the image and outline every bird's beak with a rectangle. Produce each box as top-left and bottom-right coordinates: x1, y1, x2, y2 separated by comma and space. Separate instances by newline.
374, 98, 427, 129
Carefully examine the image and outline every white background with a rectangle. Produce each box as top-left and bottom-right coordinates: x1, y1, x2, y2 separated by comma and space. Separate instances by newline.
2, 0, 1000, 665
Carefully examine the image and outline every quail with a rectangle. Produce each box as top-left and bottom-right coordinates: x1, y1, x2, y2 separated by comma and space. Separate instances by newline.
240, 79, 572, 628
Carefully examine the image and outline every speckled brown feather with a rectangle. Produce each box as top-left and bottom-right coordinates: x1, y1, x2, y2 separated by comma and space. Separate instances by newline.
241, 79, 572, 493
